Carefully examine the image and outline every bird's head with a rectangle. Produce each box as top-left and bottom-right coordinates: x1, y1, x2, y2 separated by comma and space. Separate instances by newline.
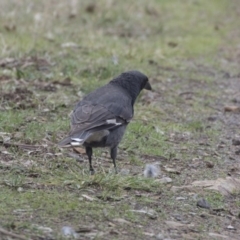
110, 70, 152, 102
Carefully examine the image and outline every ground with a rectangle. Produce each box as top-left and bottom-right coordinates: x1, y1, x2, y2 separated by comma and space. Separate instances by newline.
0, 0, 240, 239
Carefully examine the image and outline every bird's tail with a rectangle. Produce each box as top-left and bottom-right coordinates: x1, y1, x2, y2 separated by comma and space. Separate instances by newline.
58, 131, 91, 148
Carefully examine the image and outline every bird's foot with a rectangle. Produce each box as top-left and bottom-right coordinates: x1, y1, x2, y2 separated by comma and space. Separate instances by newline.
90, 169, 95, 175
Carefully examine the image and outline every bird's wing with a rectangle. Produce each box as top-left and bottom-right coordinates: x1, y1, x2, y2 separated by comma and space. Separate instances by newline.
58, 101, 125, 147
83, 85, 134, 121
58, 86, 134, 147
70, 101, 126, 136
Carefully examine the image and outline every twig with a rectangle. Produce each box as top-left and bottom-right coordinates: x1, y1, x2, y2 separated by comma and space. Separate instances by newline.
0, 227, 31, 240
0, 141, 47, 150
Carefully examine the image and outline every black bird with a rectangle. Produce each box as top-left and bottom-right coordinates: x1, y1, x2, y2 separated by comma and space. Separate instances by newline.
58, 70, 151, 174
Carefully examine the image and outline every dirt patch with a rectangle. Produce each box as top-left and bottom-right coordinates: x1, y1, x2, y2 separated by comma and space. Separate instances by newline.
1, 87, 36, 109
0, 56, 53, 71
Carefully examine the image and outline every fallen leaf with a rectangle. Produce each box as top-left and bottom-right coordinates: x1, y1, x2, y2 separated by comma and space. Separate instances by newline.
172, 177, 240, 196
74, 147, 85, 154
224, 105, 240, 112
192, 177, 240, 196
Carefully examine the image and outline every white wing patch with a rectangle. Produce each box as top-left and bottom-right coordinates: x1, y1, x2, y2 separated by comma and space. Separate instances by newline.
70, 138, 84, 146
106, 119, 122, 125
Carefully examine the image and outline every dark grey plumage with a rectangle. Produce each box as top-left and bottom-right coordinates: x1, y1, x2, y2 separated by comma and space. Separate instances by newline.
58, 70, 151, 174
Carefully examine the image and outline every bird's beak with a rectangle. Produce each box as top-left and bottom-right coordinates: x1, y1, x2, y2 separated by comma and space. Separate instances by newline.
144, 81, 152, 90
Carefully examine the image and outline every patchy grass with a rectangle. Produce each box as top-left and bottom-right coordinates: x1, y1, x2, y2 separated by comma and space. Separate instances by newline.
0, 0, 240, 239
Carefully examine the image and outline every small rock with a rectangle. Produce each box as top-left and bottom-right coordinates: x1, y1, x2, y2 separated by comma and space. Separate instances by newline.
159, 177, 172, 183
144, 164, 160, 178
176, 197, 185, 201
235, 150, 240, 155
232, 138, 240, 146
156, 233, 164, 240
205, 161, 214, 168
197, 198, 211, 209
172, 214, 182, 221
17, 187, 23, 192
113, 218, 131, 225
61, 226, 78, 238
165, 221, 185, 228
130, 207, 158, 219
207, 116, 217, 121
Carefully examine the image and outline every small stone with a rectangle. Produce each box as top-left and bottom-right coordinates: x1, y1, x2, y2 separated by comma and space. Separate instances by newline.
206, 161, 214, 168
176, 197, 185, 201
61, 226, 78, 238
130, 207, 158, 219
159, 177, 172, 183
144, 164, 160, 178
17, 187, 23, 192
197, 198, 211, 209
232, 138, 240, 146
156, 233, 164, 240
235, 150, 240, 155
172, 214, 182, 221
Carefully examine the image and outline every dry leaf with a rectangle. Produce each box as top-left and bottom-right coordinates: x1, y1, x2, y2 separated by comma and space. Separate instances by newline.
224, 105, 240, 112
191, 177, 240, 196
74, 147, 85, 154
171, 177, 240, 196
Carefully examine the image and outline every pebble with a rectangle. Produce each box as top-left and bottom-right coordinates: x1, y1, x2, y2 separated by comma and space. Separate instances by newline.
232, 138, 240, 146
159, 177, 172, 183
61, 226, 78, 238
197, 198, 211, 209
156, 233, 164, 240
144, 164, 160, 178
176, 197, 185, 201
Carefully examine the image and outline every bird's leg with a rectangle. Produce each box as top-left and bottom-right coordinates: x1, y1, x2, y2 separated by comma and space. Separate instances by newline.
110, 146, 118, 173
86, 146, 94, 175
